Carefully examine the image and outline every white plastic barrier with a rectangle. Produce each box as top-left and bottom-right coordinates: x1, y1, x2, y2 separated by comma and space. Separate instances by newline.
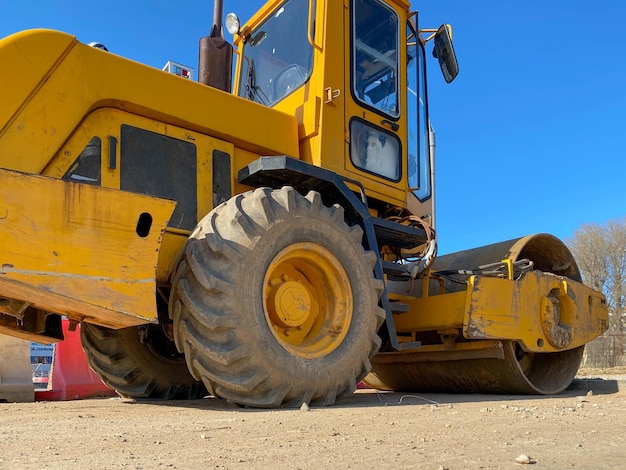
0, 335, 34, 402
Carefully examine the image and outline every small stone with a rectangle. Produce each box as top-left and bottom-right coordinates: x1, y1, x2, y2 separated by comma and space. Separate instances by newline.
515, 454, 531, 464
300, 402, 310, 411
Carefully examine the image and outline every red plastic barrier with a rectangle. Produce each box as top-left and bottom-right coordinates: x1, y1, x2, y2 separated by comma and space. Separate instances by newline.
35, 320, 117, 401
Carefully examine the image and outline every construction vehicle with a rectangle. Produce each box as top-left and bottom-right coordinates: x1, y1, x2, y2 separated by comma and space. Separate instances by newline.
0, 0, 608, 407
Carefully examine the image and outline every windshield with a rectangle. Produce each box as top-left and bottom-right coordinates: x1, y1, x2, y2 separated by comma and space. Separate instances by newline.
238, 0, 314, 106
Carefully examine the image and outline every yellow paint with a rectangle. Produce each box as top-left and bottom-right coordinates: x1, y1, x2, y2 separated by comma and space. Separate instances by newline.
39, 107, 236, 283
464, 272, 607, 352
391, 291, 467, 332
0, 30, 298, 175
393, 271, 608, 353
0, 169, 175, 326
263, 242, 352, 358
0, 30, 76, 138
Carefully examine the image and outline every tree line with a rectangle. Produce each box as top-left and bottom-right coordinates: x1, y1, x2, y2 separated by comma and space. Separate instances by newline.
567, 216, 626, 366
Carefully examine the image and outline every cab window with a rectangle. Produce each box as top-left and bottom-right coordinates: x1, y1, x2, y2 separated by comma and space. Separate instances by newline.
407, 22, 431, 201
350, 119, 400, 180
352, 0, 399, 118
238, 0, 313, 106
63, 137, 102, 185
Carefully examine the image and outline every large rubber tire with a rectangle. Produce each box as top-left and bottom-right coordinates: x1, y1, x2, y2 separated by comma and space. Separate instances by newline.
169, 187, 384, 408
81, 323, 205, 400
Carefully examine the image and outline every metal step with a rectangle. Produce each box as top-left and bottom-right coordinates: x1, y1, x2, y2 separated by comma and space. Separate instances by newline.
371, 217, 428, 250
381, 260, 410, 277
389, 302, 409, 314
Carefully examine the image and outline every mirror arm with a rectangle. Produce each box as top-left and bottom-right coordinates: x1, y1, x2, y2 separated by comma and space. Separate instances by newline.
419, 24, 453, 43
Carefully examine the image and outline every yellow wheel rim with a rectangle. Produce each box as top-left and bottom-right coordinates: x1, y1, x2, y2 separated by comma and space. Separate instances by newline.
263, 242, 353, 359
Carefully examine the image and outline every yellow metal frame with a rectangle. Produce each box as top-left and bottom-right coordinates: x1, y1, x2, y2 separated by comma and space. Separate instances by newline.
0, 169, 175, 328
392, 270, 608, 353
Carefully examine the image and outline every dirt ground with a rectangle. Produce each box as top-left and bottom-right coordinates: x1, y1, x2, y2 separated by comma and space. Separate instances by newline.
1, 373, 625, 470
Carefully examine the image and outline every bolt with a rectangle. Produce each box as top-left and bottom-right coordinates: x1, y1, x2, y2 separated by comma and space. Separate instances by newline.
328, 325, 342, 335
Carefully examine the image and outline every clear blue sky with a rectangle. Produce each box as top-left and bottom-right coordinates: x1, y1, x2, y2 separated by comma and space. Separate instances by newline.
2, 0, 624, 255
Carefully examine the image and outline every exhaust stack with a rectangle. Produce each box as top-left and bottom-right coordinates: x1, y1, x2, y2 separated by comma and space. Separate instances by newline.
199, 0, 233, 92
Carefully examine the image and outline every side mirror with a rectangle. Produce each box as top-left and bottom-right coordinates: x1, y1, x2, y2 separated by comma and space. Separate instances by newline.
433, 25, 459, 83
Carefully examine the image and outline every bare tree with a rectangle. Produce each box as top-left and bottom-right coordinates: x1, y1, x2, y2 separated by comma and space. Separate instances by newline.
568, 217, 626, 367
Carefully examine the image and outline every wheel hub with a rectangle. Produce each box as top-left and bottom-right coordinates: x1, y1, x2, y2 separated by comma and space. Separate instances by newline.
263, 242, 353, 359
272, 280, 312, 328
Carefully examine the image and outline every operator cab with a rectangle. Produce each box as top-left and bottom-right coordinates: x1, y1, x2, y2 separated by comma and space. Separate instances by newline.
230, 0, 457, 218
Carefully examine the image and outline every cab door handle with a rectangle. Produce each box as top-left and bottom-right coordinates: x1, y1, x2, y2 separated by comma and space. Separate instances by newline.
381, 119, 399, 132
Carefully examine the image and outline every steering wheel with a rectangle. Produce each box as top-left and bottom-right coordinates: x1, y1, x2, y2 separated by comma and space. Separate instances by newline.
273, 65, 307, 102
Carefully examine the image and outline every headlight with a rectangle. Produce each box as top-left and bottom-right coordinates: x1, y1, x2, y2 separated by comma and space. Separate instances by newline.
225, 13, 240, 35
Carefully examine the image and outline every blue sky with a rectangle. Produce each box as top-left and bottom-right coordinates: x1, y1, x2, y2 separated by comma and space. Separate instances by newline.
2, 0, 624, 254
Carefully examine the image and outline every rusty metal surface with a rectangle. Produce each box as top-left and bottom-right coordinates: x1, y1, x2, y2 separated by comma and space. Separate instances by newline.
198, 35, 233, 92
432, 234, 582, 289
372, 340, 505, 364
366, 341, 585, 394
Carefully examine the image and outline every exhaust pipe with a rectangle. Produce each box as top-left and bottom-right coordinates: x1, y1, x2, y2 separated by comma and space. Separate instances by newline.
211, 0, 224, 37
199, 0, 233, 92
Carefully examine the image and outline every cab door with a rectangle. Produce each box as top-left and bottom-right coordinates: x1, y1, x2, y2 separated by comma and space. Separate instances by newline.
344, 0, 406, 205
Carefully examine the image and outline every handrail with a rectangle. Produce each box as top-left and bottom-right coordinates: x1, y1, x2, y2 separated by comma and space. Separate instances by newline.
307, 0, 324, 51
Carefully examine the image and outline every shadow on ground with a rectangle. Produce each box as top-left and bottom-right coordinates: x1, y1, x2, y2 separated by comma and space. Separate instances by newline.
111, 376, 624, 413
